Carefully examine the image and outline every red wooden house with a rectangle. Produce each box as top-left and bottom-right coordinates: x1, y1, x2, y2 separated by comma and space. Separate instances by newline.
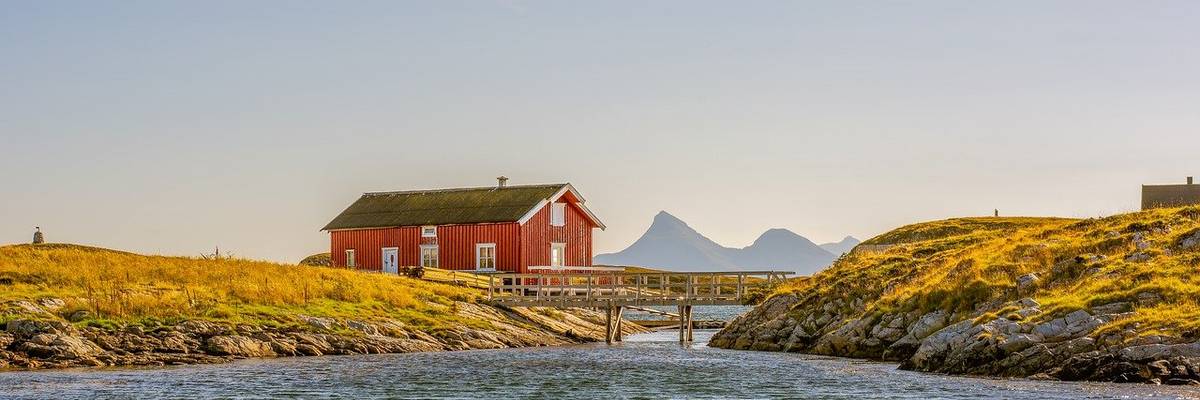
321, 178, 606, 274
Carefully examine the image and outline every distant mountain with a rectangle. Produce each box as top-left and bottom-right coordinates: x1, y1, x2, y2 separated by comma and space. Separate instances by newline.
594, 211, 842, 275
818, 236, 861, 256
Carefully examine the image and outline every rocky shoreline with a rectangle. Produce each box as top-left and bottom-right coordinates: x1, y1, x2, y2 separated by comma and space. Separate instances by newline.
710, 294, 1200, 385
0, 298, 644, 370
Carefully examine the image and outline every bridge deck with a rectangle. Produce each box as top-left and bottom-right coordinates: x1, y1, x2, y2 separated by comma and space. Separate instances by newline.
483, 270, 792, 308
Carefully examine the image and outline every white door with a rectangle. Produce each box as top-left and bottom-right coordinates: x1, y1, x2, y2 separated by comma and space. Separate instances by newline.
382, 248, 399, 274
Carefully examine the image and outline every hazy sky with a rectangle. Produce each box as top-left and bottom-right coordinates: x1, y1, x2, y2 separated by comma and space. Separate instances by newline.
3, 1, 1199, 262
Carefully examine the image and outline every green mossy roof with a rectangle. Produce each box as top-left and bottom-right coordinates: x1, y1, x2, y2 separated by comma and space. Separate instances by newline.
322, 184, 566, 231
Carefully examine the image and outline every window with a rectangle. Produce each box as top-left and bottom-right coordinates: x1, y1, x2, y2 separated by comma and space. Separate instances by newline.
551, 243, 566, 267
476, 243, 496, 271
344, 249, 356, 268
421, 226, 437, 237
421, 245, 439, 268
550, 203, 566, 226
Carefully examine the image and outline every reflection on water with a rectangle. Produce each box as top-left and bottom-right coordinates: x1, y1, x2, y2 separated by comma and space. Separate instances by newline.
3, 329, 1197, 400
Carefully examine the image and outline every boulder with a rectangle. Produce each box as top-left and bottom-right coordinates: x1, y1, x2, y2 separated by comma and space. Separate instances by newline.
6, 320, 74, 337
15, 334, 104, 359
1181, 231, 1200, 250
1017, 274, 1040, 295
1125, 251, 1152, 262
49, 335, 104, 359
346, 320, 381, 336
175, 320, 227, 337
908, 310, 948, 340
204, 335, 275, 358
1132, 232, 1150, 250
36, 298, 66, 311
156, 332, 194, 353
1090, 302, 1131, 316
68, 310, 92, 322
298, 315, 340, 332
1119, 342, 1200, 362
998, 333, 1042, 354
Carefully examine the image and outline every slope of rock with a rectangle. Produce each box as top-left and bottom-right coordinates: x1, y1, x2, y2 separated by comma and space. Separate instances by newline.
712, 208, 1200, 385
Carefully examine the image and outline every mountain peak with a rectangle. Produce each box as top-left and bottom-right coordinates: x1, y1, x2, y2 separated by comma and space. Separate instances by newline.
594, 212, 848, 275
819, 236, 862, 256
653, 210, 684, 224
648, 211, 693, 233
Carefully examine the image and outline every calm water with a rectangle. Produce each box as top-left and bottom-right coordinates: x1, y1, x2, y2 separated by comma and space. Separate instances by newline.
3, 329, 1198, 400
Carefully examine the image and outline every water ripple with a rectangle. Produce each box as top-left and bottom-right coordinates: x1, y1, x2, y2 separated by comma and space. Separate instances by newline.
2, 330, 1197, 400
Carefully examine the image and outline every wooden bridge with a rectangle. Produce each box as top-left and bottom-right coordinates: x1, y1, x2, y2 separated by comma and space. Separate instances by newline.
482, 270, 792, 344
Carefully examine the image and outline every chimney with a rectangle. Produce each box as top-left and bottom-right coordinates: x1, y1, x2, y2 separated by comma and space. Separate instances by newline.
1189, 176, 1194, 185
496, 176, 509, 188
32, 227, 44, 244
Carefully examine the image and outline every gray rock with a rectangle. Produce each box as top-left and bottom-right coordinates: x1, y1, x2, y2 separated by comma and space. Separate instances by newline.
1132, 232, 1150, 250
6, 320, 74, 337
36, 298, 66, 311
1033, 318, 1069, 340
999, 334, 1043, 354
68, 310, 92, 322
1090, 302, 1131, 316
49, 335, 104, 359
1180, 230, 1200, 249
345, 320, 381, 336
1136, 292, 1164, 306
175, 320, 226, 337
16, 334, 103, 359
1119, 342, 1200, 362
1018, 298, 1041, 308
204, 335, 275, 357
1017, 274, 1040, 295
1012, 307, 1042, 320
298, 315, 340, 332
1125, 251, 1152, 262
907, 310, 948, 340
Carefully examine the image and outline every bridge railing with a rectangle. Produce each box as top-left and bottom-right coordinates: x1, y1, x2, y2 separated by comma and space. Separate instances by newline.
483, 270, 792, 307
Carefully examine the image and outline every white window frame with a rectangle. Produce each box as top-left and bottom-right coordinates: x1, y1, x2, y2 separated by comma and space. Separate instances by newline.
420, 245, 439, 268
550, 203, 566, 227
344, 249, 356, 268
421, 226, 437, 238
550, 242, 566, 267
475, 243, 497, 271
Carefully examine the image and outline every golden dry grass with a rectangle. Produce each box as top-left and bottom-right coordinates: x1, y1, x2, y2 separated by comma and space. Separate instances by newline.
0, 244, 481, 330
775, 207, 1200, 339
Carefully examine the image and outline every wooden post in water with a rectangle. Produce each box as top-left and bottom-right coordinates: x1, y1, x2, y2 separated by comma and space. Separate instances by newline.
677, 304, 686, 343
605, 301, 613, 344
685, 305, 694, 342
614, 306, 624, 342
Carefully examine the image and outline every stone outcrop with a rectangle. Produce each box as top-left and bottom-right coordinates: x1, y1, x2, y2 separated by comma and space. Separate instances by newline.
0, 298, 646, 370
711, 293, 1200, 385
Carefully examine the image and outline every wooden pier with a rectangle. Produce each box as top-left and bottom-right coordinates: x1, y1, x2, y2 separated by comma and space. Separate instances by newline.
483, 270, 791, 343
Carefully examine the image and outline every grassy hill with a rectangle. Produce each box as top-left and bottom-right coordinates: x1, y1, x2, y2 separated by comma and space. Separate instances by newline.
0, 244, 646, 369
0, 243, 479, 331
712, 206, 1200, 383
778, 209, 1199, 337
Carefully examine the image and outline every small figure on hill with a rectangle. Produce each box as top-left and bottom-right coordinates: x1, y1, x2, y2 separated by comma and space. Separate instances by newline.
994, 209, 999, 217
32, 227, 44, 244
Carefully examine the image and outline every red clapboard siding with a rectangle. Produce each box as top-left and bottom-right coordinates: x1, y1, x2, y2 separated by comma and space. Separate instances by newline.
436, 223, 521, 272
520, 198, 594, 270
329, 227, 420, 270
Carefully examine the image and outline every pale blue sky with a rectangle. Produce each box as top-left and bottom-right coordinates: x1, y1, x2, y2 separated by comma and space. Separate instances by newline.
3, 1, 1199, 262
